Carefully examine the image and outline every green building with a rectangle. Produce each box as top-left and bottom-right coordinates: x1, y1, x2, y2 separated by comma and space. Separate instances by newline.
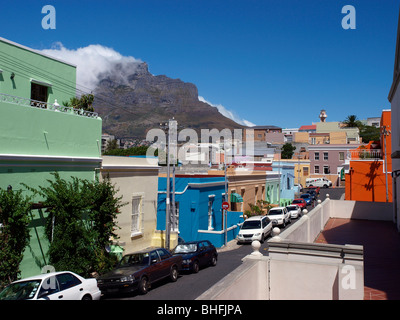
0, 37, 102, 278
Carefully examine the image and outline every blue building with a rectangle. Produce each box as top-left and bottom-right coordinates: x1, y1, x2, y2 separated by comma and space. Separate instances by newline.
272, 162, 296, 206
157, 174, 244, 248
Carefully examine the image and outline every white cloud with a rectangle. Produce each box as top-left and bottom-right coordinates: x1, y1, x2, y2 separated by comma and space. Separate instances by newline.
198, 96, 256, 127
40, 42, 142, 91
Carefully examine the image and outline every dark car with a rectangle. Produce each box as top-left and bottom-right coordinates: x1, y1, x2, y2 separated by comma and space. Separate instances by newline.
97, 247, 182, 295
300, 193, 313, 205
173, 240, 218, 273
306, 190, 318, 200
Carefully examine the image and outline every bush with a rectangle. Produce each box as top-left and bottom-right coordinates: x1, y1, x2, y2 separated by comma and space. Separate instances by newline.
0, 188, 32, 288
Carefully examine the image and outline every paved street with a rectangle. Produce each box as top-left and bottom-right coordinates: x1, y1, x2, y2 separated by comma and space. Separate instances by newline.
104, 187, 345, 300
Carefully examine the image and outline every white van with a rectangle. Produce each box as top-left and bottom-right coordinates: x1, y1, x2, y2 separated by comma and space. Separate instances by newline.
306, 177, 332, 188
237, 215, 272, 243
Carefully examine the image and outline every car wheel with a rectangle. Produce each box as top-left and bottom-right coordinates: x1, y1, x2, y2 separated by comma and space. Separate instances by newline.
81, 294, 92, 300
170, 266, 178, 282
139, 276, 149, 295
192, 260, 200, 273
210, 255, 217, 267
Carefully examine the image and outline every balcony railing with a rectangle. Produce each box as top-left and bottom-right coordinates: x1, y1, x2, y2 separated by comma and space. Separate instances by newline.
0, 92, 99, 118
348, 149, 382, 160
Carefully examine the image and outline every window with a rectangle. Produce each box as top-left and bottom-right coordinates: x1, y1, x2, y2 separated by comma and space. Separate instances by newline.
31, 83, 48, 103
131, 194, 143, 236
303, 167, 309, 176
156, 248, 170, 260
323, 152, 329, 160
339, 152, 344, 161
315, 153, 319, 160
56, 273, 81, 291
172, 201, 179, 232
323, 166, 330, 174
311, 137, 316, 144
315, 166, 320, 174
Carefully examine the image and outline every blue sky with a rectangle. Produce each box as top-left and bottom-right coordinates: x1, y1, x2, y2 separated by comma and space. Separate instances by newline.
2, 0, 400, 128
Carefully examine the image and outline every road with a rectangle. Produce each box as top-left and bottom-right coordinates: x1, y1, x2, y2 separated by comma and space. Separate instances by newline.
105, 187, 345, 300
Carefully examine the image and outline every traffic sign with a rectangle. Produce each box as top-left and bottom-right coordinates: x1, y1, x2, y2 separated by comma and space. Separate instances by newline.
222, 201, 229, 210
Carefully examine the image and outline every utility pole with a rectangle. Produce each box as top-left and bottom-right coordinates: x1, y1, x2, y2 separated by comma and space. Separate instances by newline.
382, 125, 391, 203
161, 118, 177, 250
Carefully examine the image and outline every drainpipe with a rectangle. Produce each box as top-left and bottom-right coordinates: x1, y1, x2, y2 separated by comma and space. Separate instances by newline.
391, 170, 400, 230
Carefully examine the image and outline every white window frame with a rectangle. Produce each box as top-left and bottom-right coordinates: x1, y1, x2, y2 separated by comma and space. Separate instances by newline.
131, 192, 145, 237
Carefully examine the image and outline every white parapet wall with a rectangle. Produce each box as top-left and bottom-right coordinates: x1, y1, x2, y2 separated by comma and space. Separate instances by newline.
197, 197, 393, 300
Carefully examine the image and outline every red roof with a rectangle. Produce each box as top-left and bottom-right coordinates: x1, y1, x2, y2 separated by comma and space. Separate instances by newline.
299, 125, 316, 131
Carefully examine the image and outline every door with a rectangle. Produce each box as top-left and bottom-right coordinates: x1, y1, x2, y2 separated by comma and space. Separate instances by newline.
55, 272, 84, 300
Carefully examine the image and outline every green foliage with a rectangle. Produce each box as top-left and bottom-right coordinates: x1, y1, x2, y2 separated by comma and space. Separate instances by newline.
103, 145, 158, 157
244, 200, 272, 218
0, 189, 32, 288
63, 93, 94, 112
359, 125, 380, 143
24, 173, 125, 277
342, 115, 362, 128
281, 143, 296, 159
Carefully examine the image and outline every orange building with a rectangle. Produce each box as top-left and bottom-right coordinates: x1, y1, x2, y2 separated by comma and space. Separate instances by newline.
345, 110, 392, 202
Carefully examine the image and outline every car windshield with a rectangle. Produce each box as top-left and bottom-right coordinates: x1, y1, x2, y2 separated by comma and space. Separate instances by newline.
286, 206, 297, 211
241, 220, 261, 229
300, 194, 310, 198
118, 253, 150, 267
0, 280, 41, 300
174, 244, 198, 253
268, 209, 283, 215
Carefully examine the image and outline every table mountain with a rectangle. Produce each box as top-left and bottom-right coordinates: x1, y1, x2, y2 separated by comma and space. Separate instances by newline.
92, 62, 243, 139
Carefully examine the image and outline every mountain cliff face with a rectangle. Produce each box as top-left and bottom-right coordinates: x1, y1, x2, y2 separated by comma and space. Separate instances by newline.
92, 62, 243, 139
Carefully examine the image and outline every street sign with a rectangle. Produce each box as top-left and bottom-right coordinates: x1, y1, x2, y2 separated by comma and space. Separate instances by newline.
222, 201, 229, 210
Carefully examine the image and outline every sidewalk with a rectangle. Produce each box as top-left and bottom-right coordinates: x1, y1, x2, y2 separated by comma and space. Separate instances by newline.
217, 239, 242, 253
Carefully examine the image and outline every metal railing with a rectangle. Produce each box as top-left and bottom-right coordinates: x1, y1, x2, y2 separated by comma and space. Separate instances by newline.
0, 92, 99, 118
348, 149, 382, 160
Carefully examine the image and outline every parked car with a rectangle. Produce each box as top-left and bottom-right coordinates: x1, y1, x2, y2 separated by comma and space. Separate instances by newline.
268, 206, 291, 227
173, 240, 217, 273
300, 193, 313, 205
0, 271, 101, 300
306, 177, 332, 188
307, 186, 320, 194
97, 247, 182, 295
306, 190, 318, 200
237, 215, 272, 243
286, 204, 302, 219
292, 198, 307, 209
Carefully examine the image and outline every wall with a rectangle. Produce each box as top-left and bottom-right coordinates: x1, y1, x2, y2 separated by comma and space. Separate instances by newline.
100, 156, 160, 255
157, 175, 243, 247
0, 37, 76, 103
345, 160, 392, 202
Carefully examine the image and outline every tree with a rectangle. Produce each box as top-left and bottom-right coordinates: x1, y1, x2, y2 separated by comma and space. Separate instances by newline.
24, 173, 125, 277
0, 188, 32, 288
281, 143, 296, 159
343, 115, 362, 128
63, 93, 95, 112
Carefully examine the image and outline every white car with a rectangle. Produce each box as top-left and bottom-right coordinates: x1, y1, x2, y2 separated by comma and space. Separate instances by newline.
237, 215, 272, 243
0, 271, 101, 300
268, 207, 291, 227
286, 204, 302, 219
